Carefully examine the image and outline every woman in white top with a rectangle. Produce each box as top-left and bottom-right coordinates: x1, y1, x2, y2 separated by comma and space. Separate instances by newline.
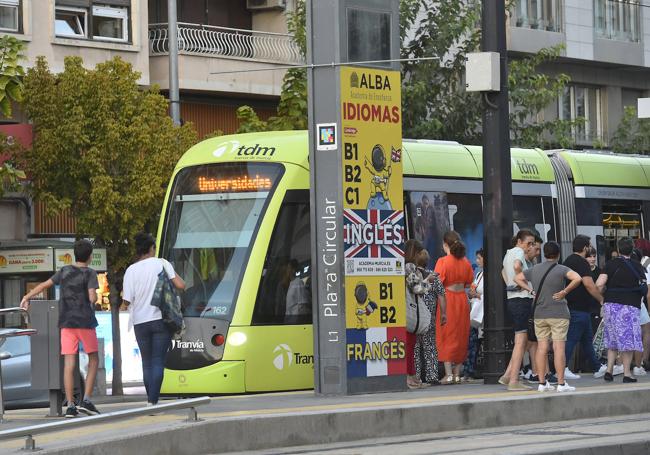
122, 232, 185, 405
464, 249, 484, 380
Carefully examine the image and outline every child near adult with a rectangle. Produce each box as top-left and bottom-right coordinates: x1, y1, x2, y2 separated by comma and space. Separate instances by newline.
20, 239, 101, 418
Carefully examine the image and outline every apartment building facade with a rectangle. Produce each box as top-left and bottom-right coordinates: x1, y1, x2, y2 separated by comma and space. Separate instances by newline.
3, 0, 648, 239
509, 0, 650, 147
0, 0, 296, 244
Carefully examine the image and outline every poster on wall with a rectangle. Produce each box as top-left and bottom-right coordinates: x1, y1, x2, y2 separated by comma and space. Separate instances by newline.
0, 249, 54, 274
340, 66, 406, 380
94, 312, 143, 383
55, 248, 107, 271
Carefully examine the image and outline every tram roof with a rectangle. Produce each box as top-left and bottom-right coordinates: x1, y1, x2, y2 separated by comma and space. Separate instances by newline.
556, 150, 650, 188
175, 130, 311, 171
176, 131, 555, 183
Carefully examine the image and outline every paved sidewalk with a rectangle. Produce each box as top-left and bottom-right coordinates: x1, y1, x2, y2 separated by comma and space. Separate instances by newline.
0, 373, 648, 454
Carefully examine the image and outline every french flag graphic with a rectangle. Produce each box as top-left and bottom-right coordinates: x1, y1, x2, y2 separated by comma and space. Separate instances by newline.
347, 327, 407, 378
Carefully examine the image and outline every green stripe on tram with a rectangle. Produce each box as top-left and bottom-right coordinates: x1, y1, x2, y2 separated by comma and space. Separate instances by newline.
175, 130, 569, 185
466, 146, 555, 183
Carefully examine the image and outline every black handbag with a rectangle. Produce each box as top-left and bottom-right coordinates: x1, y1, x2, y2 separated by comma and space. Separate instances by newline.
527, 263, 558, 342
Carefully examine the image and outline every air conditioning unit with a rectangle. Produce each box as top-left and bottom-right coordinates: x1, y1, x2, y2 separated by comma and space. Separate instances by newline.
246, 0, 287, 11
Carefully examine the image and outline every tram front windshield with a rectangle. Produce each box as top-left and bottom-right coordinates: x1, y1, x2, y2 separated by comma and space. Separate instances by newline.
161, 162, 283, 320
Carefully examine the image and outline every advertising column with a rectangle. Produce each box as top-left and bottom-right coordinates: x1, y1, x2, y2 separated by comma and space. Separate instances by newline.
340, 67, 406, 391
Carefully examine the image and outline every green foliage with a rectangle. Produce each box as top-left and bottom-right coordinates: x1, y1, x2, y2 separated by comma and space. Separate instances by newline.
236, 106, 269, 132
401, 0, 482, 143
21, 56, 197, 273
238, 0, 574, 149
0, 35, 25, 117
610, 106, 650, 154
508, 45, 582, 148
237, 0, 307, 133
202, 129, 224, 140
0, 160, 26, 198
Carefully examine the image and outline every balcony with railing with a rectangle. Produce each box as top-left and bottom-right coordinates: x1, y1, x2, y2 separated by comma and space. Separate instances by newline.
149, 23, 303, 64
148, 23, 302, 97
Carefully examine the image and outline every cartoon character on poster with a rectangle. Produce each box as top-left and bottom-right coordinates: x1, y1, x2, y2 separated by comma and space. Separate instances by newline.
365, 144, 402, 210
354, 282, 378, 329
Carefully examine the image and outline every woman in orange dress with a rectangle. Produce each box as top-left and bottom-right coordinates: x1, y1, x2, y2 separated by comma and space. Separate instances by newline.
435, 231, 474, 384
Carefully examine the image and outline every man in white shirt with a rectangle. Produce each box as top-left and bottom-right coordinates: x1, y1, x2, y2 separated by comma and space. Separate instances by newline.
122, 232, 185, 406
500, 229, 536, 391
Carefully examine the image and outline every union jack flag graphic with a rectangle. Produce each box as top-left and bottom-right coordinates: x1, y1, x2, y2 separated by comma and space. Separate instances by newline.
391, 146, 402, 163
344, 209, 405, 259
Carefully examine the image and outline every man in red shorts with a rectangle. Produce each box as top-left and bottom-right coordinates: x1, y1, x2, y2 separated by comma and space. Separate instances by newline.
21, 240, 101, 418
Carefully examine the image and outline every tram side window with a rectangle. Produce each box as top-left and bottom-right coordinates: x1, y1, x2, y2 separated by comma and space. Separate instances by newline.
253, 190, 311, 325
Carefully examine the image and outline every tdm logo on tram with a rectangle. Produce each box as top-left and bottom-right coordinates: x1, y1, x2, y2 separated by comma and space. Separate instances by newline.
236, 144, 276, 157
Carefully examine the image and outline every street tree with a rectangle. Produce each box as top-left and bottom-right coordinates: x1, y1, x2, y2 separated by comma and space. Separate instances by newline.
239, 0, 579, 149
401, 0, 580, 147
20, 56, 197, 394
236, 0, 306, 132
610, 106, 650, 154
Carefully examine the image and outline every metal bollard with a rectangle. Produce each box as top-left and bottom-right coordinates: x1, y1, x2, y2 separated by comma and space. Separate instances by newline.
24, 434, 36, 451
187, 406, 200, 422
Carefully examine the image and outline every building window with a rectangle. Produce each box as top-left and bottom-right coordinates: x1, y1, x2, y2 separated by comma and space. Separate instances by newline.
92, 5, 128, 42
0, 0, 19, 33
55, 6, 88, 38
513, 0, 562, 32
559, 85, 603, 145
55, 1, 130, 42
594, 0, 639, 42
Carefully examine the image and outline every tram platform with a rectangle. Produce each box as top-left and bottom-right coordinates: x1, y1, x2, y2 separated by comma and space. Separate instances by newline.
1, 374, 650, 454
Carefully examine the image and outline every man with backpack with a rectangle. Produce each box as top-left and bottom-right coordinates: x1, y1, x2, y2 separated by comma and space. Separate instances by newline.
122, 232, 185, 407
21, 240, 101, 418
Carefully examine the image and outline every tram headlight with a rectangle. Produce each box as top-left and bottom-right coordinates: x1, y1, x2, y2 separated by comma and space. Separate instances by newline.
227, 331, 247, 347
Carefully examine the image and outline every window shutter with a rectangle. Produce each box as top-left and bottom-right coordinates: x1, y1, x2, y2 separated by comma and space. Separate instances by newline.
55, 0, 91, 7
93, 0, 130, 6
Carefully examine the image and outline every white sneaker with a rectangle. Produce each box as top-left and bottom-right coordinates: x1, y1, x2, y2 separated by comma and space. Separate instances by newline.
613, 364, 624, 376
537, 381, 555, 392
564, 367, 581, 379
557, 382, 576, 392
593, 364, 607, 378
633, 366, 647, 376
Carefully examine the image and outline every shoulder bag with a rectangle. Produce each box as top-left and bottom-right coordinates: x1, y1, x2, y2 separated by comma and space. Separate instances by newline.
527, 263, 558, 342
150, 260, 185, 338
406, 290, 432, 335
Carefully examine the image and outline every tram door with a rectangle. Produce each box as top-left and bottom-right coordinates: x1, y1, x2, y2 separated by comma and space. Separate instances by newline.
602, 202, 644, 259
576, 199, 645, 265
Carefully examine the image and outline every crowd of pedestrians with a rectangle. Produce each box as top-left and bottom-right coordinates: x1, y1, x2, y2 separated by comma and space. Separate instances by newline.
404, 227, 650, 393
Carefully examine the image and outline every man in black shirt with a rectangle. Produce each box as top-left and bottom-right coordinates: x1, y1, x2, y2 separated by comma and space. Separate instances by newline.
21, 240, 101, 418
563, 235, 605, 378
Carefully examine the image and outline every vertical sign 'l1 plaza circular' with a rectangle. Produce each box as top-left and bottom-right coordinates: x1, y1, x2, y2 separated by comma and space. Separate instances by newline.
340, 66, 407, 386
